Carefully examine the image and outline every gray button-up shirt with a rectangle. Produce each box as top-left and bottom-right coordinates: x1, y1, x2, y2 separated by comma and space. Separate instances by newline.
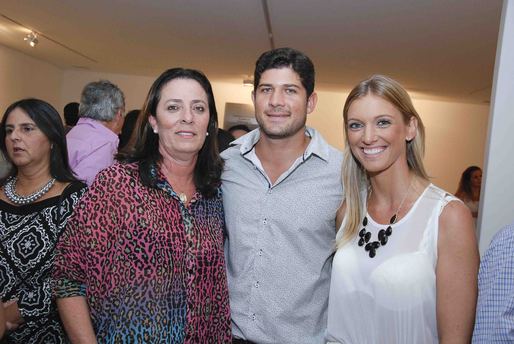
221, 127, 343, 344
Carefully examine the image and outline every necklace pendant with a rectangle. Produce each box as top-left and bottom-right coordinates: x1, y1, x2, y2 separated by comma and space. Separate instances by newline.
362, 177, 412, 259
178, 193, 187, 203
359, 215, 394, 259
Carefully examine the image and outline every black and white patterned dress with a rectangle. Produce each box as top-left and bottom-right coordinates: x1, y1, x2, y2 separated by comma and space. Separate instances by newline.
0, 181, 86, 343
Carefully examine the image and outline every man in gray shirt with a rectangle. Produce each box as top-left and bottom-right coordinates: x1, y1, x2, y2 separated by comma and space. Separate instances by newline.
221, 47, 343, 344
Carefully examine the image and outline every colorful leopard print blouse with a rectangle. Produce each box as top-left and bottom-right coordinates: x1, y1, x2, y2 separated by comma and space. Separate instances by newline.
53, 162, 231, 343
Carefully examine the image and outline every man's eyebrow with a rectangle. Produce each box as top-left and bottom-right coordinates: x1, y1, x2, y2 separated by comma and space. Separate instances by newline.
257, 83, 300, 88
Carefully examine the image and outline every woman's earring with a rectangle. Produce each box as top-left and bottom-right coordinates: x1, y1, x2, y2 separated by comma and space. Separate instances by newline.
206, 132, 209, 136
153, 128, 158, 134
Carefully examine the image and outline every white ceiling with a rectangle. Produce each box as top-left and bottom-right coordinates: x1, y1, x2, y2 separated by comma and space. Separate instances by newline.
0, 0, 503, 103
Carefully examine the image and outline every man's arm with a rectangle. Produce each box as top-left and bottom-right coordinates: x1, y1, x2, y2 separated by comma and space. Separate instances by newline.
472, 224, 514, 343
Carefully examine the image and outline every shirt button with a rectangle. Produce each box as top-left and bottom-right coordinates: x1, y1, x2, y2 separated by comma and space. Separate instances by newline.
267, 189, 272, 194
251, 313, 256, 321
254, 281, 260, 288
262, 219, 267, 225
258, 249, 263, 256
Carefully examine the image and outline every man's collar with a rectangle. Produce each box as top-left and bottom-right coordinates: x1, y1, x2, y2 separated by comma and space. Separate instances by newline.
232, 127, 330, 162
77, 117, 120, 138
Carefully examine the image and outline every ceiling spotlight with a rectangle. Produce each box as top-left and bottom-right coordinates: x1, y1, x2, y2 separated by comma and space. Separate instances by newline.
24, 32, 39, 47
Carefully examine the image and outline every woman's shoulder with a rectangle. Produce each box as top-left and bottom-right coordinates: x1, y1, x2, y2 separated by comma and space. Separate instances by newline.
436, 186, 475, 244
94, 161, 140, 185
422, 183, 460, 205
486, 223, 514, 258
416, 183, 469, 222
61, 180, 87, 197
84, 162, 143, 207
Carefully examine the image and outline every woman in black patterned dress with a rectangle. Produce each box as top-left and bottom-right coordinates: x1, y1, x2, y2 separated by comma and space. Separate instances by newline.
0, 99, 86, 343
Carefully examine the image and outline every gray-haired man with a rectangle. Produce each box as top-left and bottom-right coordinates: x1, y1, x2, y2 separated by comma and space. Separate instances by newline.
66, 80, 125, 185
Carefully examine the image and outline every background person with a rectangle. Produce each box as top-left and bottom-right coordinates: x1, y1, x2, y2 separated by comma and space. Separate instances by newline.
54, 68, 231, 343
217, 128, 235, 152
66, 80, 125, 185
456, 165, 482, 225
63, 102, 79, 134
327, 75, 479, 343
227, 124, 251, 139
0, 98, 86, 343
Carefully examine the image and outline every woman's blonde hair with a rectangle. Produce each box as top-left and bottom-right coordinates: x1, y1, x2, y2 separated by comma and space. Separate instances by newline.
337, 75, 429, 247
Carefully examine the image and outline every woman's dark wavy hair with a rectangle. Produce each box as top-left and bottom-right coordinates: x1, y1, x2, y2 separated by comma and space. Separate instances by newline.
456, 165, 481, 198
118, 68, 223, 198
0, 98, 77, 183
118, 109, 140, 150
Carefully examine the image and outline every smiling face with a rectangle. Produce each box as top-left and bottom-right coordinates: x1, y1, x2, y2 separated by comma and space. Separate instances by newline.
4, 107, 51, 172
148, 78, 210, 161
346, 94, 417, 176
252, 67, 317, 140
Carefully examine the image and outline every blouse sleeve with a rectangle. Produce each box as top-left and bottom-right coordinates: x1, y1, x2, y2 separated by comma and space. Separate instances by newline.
53, 170, 120, 298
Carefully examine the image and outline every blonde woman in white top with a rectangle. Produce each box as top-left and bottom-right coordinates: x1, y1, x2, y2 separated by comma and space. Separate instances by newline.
326, 75, 479, 344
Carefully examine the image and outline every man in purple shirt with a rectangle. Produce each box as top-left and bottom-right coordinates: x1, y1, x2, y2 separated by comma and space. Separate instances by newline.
67, 80, 125, 185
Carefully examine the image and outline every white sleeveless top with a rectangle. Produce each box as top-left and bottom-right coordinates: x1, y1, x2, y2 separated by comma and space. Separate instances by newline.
326, 184, 458, 344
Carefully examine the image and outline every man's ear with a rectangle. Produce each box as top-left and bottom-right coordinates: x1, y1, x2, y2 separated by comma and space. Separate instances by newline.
306, 92, 318, 114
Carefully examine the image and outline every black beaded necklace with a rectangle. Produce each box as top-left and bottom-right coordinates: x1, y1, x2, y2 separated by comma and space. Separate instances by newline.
358, 178, 413, 258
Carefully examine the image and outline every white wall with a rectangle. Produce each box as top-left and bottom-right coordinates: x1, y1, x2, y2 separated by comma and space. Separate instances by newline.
414, 99, 489, 192
60, 70, 155, 112
479, 0, 514, 254
0, 45, 489, 194
0, 44, 63, 112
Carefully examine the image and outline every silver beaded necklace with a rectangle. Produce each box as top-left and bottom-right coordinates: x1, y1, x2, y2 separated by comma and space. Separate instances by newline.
4, 176, 56, 205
